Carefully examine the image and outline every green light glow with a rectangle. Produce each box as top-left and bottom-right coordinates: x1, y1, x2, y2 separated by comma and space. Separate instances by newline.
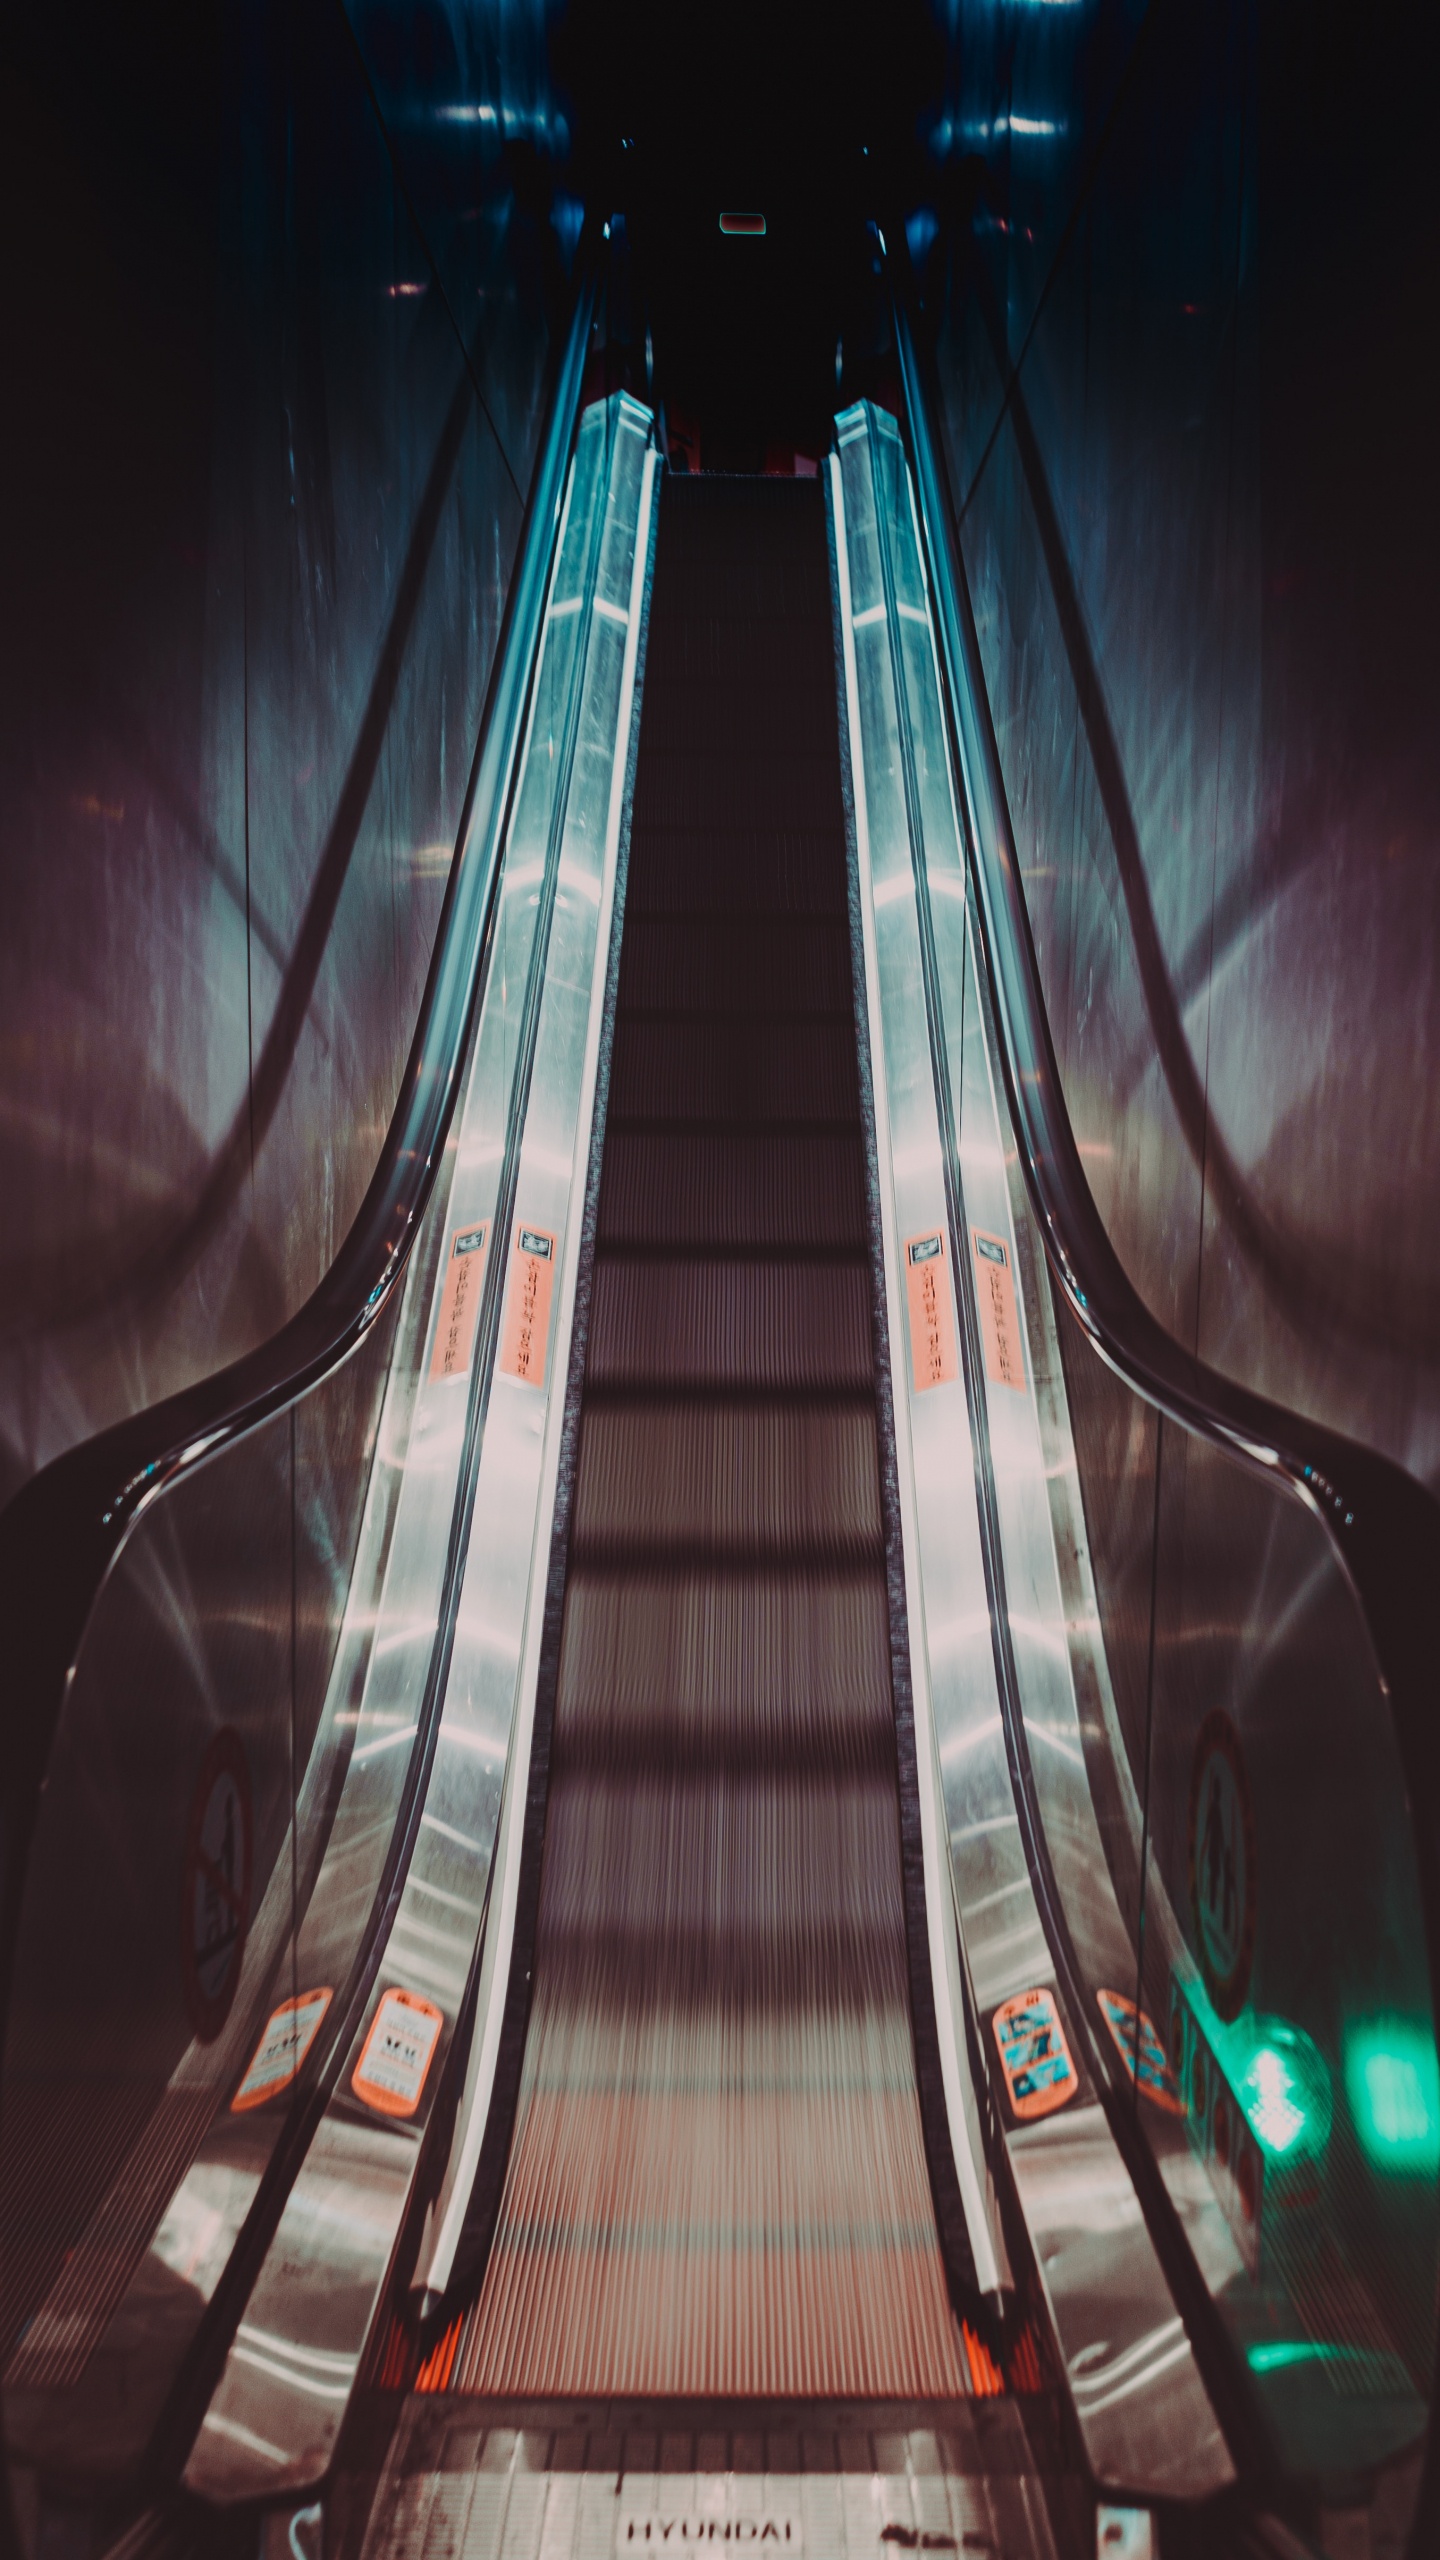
1248, 2341, 1343, 2375
1233, 2019, 1333, 2161
1242, 2048, 1306, 2153
1345, 2021, 1440, 2172
1246, 2341, 1408, 2380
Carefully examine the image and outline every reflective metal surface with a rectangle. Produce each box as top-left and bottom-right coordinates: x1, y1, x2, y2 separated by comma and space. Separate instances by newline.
5, 22, 1434, 2525
831, 402, 1231, 2503
185, 398, 657, 2500
1045, 1252, 1435, 2508
356, 2406, 1072, 2560
0, 394, 654, 2523
1, 0, 563, 1505
895, 182, 1440, 2539
920, 0, 1440, 1492
0, 231, 600, 2541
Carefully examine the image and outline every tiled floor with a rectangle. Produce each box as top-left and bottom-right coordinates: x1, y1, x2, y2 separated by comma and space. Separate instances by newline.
358, 2406, 1080, 2559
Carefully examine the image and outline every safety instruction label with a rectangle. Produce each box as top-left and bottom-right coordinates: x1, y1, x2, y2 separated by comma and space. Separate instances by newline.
972, 1228, 1025, 1392
991, 1985, 1079, 2122
500, 1224, 557, 1388
1097, 1988, 1185, 2115
904, 1231, 959, 1391
429, 1223, 489, 1381
231, 1987, 333, 2113
352, 1986, 445, 2120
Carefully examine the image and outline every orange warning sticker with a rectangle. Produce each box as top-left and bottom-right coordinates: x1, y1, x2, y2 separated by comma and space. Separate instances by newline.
499, 1224, 557, 1388
1096, 1988, 1186, 2116
991, 1986, 1079, 2122
352, 1986, 445, 2120
429, 1223, 489, 1382
972, 1228, 1025, 1392
231, 1987, 333, 2113
904, 1231, 959, 1392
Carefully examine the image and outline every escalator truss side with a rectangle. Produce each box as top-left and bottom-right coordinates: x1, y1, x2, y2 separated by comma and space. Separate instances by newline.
829, 401, 1234, 2504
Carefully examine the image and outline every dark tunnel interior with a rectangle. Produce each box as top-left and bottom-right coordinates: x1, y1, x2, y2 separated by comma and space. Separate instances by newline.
2, 4, 1440, 2558
5, 0, 1439, 1503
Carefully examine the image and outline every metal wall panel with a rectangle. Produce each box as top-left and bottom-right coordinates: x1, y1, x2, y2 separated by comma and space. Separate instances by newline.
0, 0, 560, 1510
923, 0, 1440, 1490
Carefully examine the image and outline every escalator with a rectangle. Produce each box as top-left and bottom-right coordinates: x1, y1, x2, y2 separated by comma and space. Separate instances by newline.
348, 468, 1074, 2552
454, 473, 974, 2403
329, 454, 1083, 2560
2, 227, 1438, 2560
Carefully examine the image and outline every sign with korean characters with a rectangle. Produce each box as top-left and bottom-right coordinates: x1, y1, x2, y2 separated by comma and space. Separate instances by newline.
991, 1985, 1080, 2122
429, 1223, 488, 1381
352, 1986, 445, 2119
232, 1988, 333, 2112
971, 1228, 1025, 1392
1097, 1988, 1185, 2116
904, 1231, 959, 1392
500, 1224, 557, 1388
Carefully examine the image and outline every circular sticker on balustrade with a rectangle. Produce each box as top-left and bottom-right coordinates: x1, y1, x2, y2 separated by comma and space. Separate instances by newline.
180, 1729, 253, 2042
1187, 1709, 1257, 2022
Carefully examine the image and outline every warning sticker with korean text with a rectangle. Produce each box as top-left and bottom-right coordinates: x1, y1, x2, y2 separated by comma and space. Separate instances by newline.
991, 1986, 1080, 2122
352, 1987, 445, 2120
1097, 1988, 1186, 2115
429, 1223, 489, 1381
231, 1988, 333, 2112
904, 1231, 959, 1392
972, 1229, 1025, 1392
499, 1225, 557, 1388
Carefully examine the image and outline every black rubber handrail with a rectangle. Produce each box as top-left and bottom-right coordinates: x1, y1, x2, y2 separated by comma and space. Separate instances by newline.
0, 238, 598, 1982
892, 287, 1440, 2542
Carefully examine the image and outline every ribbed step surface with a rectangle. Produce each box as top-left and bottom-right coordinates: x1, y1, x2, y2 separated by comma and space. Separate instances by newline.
456, 476, 970, 2401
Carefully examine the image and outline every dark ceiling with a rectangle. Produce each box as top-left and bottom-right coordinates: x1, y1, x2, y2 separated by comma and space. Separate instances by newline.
553, 0, 945, 459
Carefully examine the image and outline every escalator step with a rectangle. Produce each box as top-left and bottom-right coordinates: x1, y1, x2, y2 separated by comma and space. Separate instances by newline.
624, 825, 848, 917
618, 913, 855, 1015
552, 1565, 894, 1757
586, 1258, 873, 1391
570, 1399, 884, 1562
597, 1131, 867, 1251
608, 1015, 860, 1127
632, 752, 843, 836
453, 473, 971, 2403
